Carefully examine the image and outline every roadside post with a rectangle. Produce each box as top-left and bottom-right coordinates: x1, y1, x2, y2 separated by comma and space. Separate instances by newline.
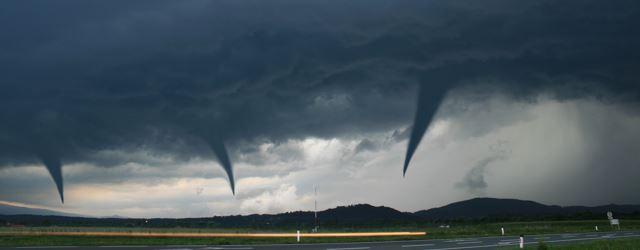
501, 227, 504, 236
519, 234, 524, 249
611, 219, 620, 230
297, 230, 301, 242
595, 226, 598, 231
608, 211, 621, 230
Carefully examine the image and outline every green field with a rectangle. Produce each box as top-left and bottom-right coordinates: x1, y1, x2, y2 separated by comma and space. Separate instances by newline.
1, 220, 638, 247
501, 237, 640, 249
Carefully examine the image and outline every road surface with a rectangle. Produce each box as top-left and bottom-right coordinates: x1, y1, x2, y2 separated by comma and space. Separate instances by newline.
2, 231, 639, 250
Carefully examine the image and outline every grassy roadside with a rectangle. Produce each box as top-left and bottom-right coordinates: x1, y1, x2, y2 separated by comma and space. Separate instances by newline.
502, 237, 640, 249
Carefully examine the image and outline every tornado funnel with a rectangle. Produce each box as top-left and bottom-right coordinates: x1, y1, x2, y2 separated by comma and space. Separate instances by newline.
207, 139, 235, 195
38, 152, 64, 203
403, 85, 445, 176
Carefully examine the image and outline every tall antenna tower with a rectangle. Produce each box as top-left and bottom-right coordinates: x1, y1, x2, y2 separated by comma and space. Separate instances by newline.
314, 185, 319, 232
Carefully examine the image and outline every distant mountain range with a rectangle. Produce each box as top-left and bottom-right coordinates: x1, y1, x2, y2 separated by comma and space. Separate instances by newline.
2, 198, 639, 227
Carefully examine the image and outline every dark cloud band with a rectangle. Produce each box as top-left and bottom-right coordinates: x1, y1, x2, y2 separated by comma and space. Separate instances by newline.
0, 0, 639, 203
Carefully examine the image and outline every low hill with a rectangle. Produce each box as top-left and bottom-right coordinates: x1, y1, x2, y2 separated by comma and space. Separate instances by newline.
321, 204, 417, 222
0, 202, 80, 217
208, 204, 415, 228
414, 197, 640, 220
414, 198, 563, 219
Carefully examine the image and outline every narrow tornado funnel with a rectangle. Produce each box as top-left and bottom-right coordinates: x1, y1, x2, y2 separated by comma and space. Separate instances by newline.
38, 152, 64, 203
403, 85, 445, 176
207, 139, 235, 195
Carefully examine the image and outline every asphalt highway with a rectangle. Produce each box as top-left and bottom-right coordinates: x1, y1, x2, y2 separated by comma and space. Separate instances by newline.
3, 231, 639, 250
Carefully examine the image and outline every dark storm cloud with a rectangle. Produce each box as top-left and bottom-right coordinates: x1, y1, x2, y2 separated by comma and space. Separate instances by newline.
1, 0, 639, 202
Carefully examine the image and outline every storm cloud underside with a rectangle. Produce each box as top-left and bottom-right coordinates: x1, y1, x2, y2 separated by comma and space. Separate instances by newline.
0, 0, 639, 203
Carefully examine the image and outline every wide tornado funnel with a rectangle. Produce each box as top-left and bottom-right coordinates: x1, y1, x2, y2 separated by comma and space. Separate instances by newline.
403, 84, 446, 176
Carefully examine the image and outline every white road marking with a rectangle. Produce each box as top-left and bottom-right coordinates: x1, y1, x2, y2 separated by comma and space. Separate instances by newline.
16, 247, 77, 249
401, 243, 435, 247
326, 247, 370, 250
544, 234, 639, 243
455, 241, 482, 244
98, 246, 148, 248
444, 239, 476, 243
201, 248, 253, 250
165, 246, 206, 248
203, 248, 253, 250
421, 244, 503, 250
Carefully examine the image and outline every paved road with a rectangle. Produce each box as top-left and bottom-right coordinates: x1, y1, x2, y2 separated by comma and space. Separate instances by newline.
3, 231, 639, 250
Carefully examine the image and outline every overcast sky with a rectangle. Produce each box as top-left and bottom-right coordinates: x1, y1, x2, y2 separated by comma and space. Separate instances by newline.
1, 0, 639, 218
